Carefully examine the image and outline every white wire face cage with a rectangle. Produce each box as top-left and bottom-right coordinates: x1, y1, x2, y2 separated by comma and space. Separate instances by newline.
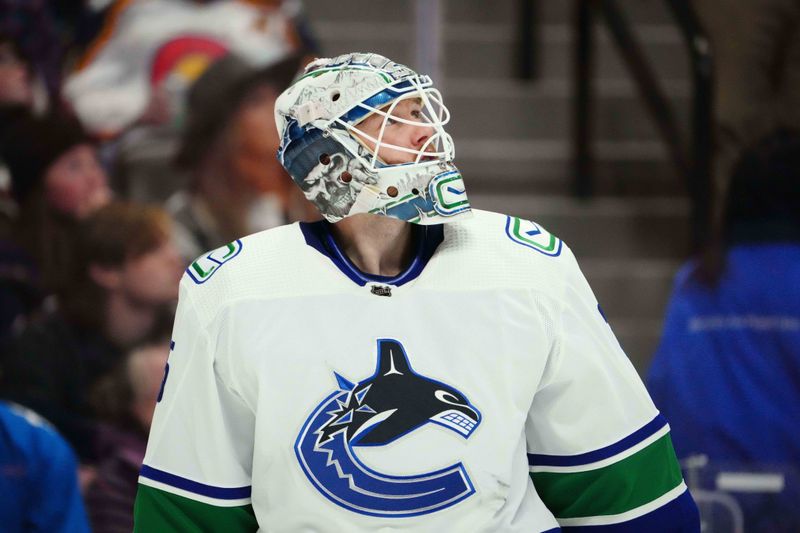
330, 81, 455, 171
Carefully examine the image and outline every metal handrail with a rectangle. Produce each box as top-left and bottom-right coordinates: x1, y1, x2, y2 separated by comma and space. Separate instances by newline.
664, 0, 714, 251
691, 490, 746, 533
571, 0, 714, 251
516, 0, 540, 80
414, 0, 444, 89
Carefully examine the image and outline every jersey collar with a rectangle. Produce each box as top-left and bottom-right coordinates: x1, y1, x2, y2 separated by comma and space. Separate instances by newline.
299, 220, 443, 287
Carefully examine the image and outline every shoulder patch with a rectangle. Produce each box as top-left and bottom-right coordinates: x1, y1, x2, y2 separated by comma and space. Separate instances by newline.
187, 240, 243, 284
505, 216, 563, 257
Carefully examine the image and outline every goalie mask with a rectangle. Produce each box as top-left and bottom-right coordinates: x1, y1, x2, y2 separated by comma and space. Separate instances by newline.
275, 52, 471, 224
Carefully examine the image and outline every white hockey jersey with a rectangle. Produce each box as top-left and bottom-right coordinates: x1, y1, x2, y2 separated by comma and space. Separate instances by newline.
135, 209, 698, 532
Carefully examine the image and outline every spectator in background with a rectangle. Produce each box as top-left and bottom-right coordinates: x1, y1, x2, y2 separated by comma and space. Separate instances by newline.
0, 37, 37, 339
692, 0, 800, 232
86, 336, 171, 533
167, 52, 313, 261
0, 1, 62, 102
0, 201, 183, 463
4, 112, 111, 224
648, 129, 800, 532
0, 111, 111, 341
0, 34, 35, 216
0, 401, 90, 533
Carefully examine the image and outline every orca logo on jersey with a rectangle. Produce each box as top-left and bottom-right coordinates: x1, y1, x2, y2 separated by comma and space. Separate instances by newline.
295, 339, 481, 517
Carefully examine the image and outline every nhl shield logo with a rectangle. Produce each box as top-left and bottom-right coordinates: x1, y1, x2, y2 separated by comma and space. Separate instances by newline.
295, 339, 481, 517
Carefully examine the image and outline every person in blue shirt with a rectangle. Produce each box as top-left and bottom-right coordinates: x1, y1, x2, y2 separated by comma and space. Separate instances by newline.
648, 129, 800, 532
0, 401, 90, 533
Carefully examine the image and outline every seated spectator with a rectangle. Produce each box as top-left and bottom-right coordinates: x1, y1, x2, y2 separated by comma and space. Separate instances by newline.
0, 236, 39, 345
0, 2, 62, 102
3, 111, 111, 222
647, 129, 800, 532
85, 336, 171, 533
167, 52, 314, 261
0, 111, 112, 341
0, 401, 90, 533
0, 201, 183, 463
1, 32, 36, 224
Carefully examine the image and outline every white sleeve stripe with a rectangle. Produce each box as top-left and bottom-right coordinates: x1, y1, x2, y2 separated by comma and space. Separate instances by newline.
528, 413, 668, 468
529, 424, 671, 474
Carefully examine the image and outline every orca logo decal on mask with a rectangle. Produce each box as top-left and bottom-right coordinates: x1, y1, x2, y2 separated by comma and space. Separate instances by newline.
295, 339, 482, 517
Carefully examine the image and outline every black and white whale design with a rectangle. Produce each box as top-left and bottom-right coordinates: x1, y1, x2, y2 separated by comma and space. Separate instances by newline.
295, 339, 482, 517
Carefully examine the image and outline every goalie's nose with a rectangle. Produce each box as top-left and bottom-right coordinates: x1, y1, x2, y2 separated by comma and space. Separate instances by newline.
411, 123, 435, 151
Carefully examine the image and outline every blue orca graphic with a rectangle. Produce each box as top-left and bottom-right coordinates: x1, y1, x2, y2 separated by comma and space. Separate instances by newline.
295, 339, 482, 517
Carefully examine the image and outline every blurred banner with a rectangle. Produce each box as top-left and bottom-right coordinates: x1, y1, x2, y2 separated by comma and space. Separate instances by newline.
64, 0, 300, 136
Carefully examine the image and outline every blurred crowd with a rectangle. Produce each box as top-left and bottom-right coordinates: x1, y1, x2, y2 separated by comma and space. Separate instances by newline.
0, 0, 798, 532
0, 0, 316, 531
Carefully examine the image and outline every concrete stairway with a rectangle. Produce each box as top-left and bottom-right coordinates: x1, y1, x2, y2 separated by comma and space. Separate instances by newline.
302, 0, 693, 373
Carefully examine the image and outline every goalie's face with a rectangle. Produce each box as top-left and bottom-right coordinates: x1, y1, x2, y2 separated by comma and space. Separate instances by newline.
353, 97, 439, 165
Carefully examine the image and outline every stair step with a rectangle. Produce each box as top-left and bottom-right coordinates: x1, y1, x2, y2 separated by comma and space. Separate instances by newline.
304, 20, 690, 81
446, 24, 689, 80
538, 0, 681, 25
447, 84, 690, 140
457, 139, 668, 159
461, 159, 684, 197
610, 319, 666, 374
303, 0, 679, 26
583, 259, 678, 327
581, 258, 678, 374
470, 193, 689, 217
469, 193, 691, 259
302, 0, 413, 24
446, 77, 690, 99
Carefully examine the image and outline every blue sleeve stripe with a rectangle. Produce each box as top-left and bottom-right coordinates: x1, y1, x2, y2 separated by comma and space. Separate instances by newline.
528, 414, 667, 467
560, 489, 700, 532
139, 465, 251, 500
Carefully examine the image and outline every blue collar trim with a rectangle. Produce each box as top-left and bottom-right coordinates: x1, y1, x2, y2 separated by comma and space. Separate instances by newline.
299, 220, 443, 287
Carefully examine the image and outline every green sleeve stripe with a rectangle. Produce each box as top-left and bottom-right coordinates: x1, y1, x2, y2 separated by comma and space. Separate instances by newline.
134, 483, 258, 532
530, 433, 683, 519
